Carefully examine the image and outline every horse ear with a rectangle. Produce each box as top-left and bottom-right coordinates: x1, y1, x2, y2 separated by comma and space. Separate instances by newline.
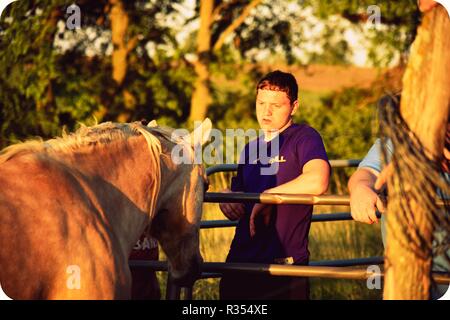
147, 120, 158, 128
190, 118, 212, 147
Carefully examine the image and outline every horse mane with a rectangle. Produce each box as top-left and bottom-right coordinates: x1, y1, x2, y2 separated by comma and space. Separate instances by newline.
0, 121, 176, 220
0, 121, 174, 164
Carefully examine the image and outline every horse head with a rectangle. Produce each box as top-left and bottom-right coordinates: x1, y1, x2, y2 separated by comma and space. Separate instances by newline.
148, 119, 211, 287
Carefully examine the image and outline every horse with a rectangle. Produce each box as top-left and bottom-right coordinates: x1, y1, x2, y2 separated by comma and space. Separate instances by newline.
0, 119, 212, 299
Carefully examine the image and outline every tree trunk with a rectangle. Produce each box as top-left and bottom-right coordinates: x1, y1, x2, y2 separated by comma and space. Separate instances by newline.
109, 0, 129, 85
383, 5, 450, 300
188, 0, 263, 123
36, 7, 61, 112
109, 0, 138, 122
189, 0, 214, 123
212, 0, 262, 51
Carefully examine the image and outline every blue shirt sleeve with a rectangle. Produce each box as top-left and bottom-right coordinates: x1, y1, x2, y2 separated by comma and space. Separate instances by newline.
358, 138, 394, 173
295, 129, 329, 170
230, 166, 244, 192
230, 146, 247, 192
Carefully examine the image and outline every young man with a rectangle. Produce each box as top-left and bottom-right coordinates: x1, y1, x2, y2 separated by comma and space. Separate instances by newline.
219, 70, 330, 299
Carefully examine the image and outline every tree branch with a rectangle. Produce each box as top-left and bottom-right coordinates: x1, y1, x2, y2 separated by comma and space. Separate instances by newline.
126, 35, 139, 54
212, 0, 262, 52
212, 0, 240, 21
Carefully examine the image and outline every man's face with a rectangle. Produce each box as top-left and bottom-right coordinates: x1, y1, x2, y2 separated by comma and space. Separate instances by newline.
256, 89, 298, 131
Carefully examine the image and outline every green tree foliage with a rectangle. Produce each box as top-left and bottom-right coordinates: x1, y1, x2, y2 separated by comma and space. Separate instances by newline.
0, 0, 418, 151
298, 88, 378, 160
304, 0, 420, 66
0, 0, 185, 147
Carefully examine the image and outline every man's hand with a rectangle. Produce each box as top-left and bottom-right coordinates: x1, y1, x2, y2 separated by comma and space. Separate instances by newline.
249, 203, 274, 237
349, 185, 385, 224
219, 189, 245, 221
374, 163, 393, 191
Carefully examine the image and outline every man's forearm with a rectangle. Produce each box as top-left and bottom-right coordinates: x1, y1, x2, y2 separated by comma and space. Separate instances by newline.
348, 168, 378, 193
265, 170, 329, 195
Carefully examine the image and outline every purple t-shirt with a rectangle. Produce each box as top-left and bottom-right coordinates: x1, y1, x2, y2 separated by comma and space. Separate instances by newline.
226, 123, 329, 265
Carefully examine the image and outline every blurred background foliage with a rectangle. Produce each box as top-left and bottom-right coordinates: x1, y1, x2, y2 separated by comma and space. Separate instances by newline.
0, 0, 421, 299
0, 0, 418, 152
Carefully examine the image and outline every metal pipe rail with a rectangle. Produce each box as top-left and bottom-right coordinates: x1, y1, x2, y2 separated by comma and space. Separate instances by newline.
208, 262, 450, 284
204, 192, 446, 207
129, 256, 384, 269
204, 192, 351, 205
128, 260, 450, 285
200, 212, 382, 229
205, 159, 362, 176
157, 257, 388, 289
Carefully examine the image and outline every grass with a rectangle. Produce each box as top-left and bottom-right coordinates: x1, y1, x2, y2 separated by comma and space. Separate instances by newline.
308, 215, 384, 299
156, 172, 385, 300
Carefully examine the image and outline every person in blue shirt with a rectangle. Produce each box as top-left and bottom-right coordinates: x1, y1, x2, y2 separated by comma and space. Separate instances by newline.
348, 98, 449, 299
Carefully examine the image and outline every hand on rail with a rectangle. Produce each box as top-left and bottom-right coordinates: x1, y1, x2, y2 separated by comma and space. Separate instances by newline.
350, 184, 385, 224
219, 189, 246, 221
250, 203, 274, 237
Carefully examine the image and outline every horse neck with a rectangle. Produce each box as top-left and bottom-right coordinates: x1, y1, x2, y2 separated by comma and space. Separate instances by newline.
57, 135, 159, 254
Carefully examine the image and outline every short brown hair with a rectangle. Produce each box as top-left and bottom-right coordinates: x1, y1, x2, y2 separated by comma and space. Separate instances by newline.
257, 70, 298, 104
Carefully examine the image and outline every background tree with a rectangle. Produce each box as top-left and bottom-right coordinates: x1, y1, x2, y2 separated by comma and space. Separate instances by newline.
0, 0, 182, 148
188, 0, 302, 122
304, 0, 420, 66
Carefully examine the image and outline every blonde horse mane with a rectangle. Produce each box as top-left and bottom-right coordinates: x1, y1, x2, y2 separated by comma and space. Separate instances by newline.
0, 121, 173, 219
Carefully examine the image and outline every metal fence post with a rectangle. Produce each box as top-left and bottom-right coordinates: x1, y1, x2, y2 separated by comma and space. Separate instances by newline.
165, 274, 181, 300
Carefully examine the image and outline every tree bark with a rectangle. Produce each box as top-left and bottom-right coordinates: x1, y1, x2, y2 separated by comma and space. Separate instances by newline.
109, 0, 139, 121
383, 5, 450, 300
109, 0, 129, 85
188, 0, 262, 123
212, 0, 262, 51
188, 0, 214, 123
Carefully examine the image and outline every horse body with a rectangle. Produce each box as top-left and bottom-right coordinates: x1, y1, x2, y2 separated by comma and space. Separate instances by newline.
0, 121, 211, 299
0, 152, 131, 299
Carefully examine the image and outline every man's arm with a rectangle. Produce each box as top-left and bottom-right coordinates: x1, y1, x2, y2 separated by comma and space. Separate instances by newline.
219, 188, 245, 221
348, 167, 385, 224
265, 159, 330, 195
348, 166, 379, 191
219, 160, 246, 221
249, 158, 330, 237
347, 138, 392, 224
225, 157, 330, 222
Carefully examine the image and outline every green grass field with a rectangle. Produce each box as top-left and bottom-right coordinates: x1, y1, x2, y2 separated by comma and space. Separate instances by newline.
156, 172, 385, 300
